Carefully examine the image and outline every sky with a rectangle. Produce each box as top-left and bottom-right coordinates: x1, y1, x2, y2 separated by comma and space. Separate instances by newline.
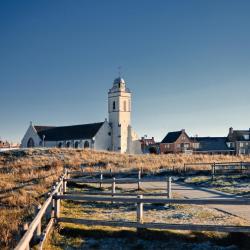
0, 0, 250, 143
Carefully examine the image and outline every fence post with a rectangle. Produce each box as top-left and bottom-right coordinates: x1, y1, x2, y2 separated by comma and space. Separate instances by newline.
63, 179, 67, 193
100, 172, 103, 189
240, 161, 243, 173
212, 163, 215, 180
54, 192, 60, 219
137, 195, 143, 224
167, 177, 172, 198
138, 170, 141, 191
112, 177, 116, 204
35, 204, 42, 240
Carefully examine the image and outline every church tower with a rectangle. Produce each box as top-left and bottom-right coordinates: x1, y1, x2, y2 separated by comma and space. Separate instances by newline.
108, 77, 131, 153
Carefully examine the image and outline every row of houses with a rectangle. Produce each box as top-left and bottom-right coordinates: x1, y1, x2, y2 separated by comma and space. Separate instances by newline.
140, 127, 250, 155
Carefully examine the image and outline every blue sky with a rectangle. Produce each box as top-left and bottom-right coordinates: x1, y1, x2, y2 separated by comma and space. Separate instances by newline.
0, 0, 250, 143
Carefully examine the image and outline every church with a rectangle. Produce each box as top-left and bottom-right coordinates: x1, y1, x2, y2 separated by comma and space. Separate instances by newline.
21, 77, 142, 154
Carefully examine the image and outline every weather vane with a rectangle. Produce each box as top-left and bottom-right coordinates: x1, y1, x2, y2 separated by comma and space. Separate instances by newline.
118, 66, 122, 77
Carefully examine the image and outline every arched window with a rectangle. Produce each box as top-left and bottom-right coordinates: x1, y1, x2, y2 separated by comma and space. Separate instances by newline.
27, 138, 35, 148
113, 101, 115, 110
84, 141, 89, 148
58, 142, 62, 148
124, 101, 126, 111
74, 141, 79, 148
66, 142, 70, 148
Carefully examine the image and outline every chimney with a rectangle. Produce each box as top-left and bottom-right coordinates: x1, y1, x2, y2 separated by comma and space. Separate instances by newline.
229, 127, 233, 134
181, 129, 185, 132
152, 137, 154, 141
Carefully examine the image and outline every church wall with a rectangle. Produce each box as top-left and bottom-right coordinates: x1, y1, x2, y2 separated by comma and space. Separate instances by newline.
21, 125, 42, 148
93, 121, 112, 151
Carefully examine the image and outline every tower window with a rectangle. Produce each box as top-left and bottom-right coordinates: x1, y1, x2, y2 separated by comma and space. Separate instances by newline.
113, 101, 115, 110
124, 101, 126, 111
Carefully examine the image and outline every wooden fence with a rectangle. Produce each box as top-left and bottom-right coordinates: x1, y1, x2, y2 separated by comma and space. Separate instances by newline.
184, 161, 250, 176
54, 194, 250, 233
14, 172, 67, 250
14, 168, 250, 250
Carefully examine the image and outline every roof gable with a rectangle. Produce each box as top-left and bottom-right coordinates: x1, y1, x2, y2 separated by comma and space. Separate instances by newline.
161, 130, 187, 143
36, 122, 104, 141
228, 130, 250, 142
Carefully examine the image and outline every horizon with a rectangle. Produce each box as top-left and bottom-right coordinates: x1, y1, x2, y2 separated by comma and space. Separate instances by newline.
1, 0, 250, 143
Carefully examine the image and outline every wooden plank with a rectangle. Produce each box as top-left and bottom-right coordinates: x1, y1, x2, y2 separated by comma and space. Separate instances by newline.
66, 177, 166, 184
56, 194, 250, 205
64, 191, 169, 197
58, 217, 250, 233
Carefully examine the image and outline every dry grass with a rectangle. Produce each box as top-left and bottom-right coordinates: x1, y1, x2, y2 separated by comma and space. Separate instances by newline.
1, 148, 250, 249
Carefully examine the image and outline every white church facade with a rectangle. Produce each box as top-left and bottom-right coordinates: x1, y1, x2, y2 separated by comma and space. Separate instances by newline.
21, 77, 142, 154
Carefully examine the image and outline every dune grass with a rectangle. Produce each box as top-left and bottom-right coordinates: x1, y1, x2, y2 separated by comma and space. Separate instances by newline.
1, 148, 250, 249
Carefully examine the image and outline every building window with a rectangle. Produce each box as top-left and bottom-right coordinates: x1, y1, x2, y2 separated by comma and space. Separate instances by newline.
240, 142, 244, 147
118, 147, 121, 150
118, 123, 121, 127
66, 142, 70, 148
74, 141, 79, 148
243, 134, 249, 140
113, 101, 115, 110
84, 141, 90, 148
108, 132, 111, 136
124, 101, 126, 111
58, 142, 62, 148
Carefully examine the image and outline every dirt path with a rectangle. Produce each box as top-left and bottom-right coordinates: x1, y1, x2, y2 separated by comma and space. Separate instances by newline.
114, 180, 250, 221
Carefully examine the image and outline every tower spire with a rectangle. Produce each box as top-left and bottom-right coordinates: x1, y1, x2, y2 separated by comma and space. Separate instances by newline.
118, 66, 122, 78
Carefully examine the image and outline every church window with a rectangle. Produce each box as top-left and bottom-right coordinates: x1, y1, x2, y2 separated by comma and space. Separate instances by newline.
74, 141, 79, 148
84, 141, 90, 148
27, 138, 35, 148
124, 101, 126, 111
113, 101, 115, 110
66, 142, 70, 148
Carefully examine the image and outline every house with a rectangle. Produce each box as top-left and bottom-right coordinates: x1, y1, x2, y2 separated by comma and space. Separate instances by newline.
160, 129, 194, 154
21, 77, 142, 154
192, 137, 233, 155
140, 136, 159, 153
227, 127, 250, 155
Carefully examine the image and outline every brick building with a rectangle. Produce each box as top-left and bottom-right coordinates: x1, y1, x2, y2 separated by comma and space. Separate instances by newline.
160, 129, 194, 154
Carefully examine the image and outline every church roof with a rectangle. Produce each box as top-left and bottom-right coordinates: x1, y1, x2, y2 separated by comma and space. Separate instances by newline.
34, 126, 55, 132
34, 122, 104, 141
